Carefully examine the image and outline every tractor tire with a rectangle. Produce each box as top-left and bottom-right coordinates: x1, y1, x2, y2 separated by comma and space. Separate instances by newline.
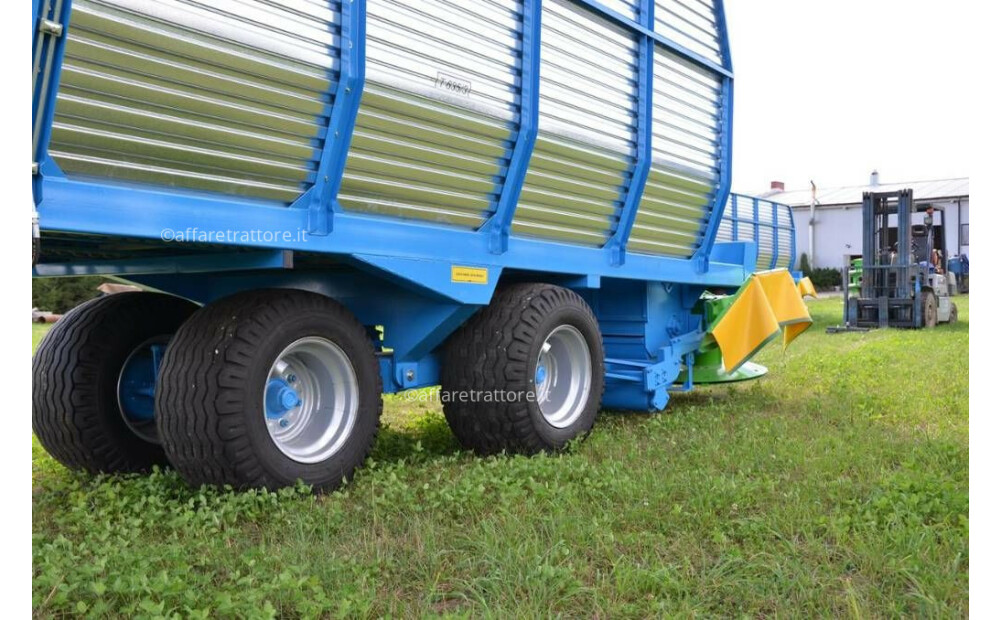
32, 292, 198, 474
921, 291, 938, 328
441, 283, 604, 455
949, 304, 958, 324
155, 289, 382, 492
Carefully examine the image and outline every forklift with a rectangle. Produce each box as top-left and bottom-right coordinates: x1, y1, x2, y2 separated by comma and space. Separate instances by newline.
844, 189, 957, 329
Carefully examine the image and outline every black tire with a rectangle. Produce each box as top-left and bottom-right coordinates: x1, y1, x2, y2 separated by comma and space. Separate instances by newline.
32, 292, 198, 473
921, 291, 938, 328
155, 289, 382, 492
441, 283, 605, 455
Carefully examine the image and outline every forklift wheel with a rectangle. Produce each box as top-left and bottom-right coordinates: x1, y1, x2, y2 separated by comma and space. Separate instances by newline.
921, 291, 938, 328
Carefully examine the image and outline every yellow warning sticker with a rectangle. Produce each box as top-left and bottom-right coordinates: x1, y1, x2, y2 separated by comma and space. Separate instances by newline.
451, 265, 488, 284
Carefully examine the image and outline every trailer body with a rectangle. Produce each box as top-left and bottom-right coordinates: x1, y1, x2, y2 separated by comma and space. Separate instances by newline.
31, 0, 812, 489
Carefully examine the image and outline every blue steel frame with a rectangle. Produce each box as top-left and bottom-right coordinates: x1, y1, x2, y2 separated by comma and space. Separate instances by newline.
33, 0, 738, 288
32, 0, 74, 190
289, 0, 366, 236
604, 0, 654, 267
691, 0, 734, 272
32, 0, 746, 402
487, 0, 542, 255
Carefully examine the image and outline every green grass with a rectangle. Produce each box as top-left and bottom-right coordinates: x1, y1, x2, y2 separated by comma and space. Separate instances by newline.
31, 297, 969, 618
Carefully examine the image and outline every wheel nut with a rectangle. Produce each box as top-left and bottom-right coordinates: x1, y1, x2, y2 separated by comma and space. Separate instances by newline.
279, 418, 290, 428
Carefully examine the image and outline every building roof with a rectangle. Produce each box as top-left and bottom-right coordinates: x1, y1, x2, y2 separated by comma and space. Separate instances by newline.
760, 177, 969, 208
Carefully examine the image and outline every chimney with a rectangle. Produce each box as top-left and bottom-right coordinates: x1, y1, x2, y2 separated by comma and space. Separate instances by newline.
770, 181, 785, 192
870, 170, 880, 187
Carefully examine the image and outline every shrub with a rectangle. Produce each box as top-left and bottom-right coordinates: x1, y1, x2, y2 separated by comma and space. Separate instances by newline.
809, 267, 842, 290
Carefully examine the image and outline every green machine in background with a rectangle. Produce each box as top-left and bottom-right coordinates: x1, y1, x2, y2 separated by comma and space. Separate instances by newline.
847, 258, 862, 297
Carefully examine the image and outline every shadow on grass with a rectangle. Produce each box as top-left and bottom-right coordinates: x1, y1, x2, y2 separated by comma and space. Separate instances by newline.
370, 411, 463, 462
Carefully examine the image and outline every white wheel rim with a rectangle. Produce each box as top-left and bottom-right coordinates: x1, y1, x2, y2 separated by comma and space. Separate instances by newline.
534, 325, 592, 429
263, 337, 359, 464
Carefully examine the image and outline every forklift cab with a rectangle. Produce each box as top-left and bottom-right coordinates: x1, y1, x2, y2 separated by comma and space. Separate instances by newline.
911, 207, 945, 270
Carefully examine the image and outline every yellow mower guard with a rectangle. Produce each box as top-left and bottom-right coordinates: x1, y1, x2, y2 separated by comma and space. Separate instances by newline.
707, 270, 813, 373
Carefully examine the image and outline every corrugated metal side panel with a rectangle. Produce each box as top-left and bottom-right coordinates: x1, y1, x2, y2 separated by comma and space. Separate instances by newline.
653, 0, 722, 65
756, 223, 774, 270
602, 0, 641, 21
51, 0, 338, 203
777, 202, 794, 268
715, 194, 734, 241
627, 44, 720, 257
340, 0, 520, 229
514, 0, 638, 246
734, 195, 754, 243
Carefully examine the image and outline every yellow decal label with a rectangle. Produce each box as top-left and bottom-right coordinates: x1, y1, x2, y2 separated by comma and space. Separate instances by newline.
451, 265, 488, 284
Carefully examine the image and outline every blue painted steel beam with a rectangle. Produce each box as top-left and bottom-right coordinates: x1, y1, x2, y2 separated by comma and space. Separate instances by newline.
788, 205, 797, 269
290, 0, 366, 235
570, 0, 732, 79
32, 250, 291, 277
487, 0, 541, 254
32, 0, 73, 179
605, 0, 654, 266
691, 0, 734, 271
38, 176, 747, 288
729, 193, 737, 240
770, 200, 781, 270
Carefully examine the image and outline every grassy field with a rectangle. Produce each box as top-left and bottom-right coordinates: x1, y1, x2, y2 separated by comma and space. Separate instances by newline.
31, 297, 969, 617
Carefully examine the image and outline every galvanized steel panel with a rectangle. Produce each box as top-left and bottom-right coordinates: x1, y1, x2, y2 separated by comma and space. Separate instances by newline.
340, 0, 521, 228
653, 0, 722, 65
601, 0, 641, 22
51, 0, 339, 203
628, 42, 721, 258
515, 0, 638, 246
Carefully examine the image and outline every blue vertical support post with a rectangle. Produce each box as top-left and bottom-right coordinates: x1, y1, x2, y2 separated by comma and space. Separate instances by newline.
788, 205, 797, 270
692, 0, 734, 272
294, 0, 366, 235
729, 193, 737, 241
752, 197, 760, 265
488, 0, 542, 254
605, 0, 654, 266
770, 201, 780, 269
32, 0, 73, 177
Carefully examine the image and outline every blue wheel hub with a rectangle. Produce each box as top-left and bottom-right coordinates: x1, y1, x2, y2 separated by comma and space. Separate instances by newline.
535, 364, 547, 385
118, 342, 165, 423
118, 338, 169, 443
265, 378, 301, 419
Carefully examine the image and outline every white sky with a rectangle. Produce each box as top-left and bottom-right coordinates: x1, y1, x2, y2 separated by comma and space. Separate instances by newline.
726, 0, 974, 194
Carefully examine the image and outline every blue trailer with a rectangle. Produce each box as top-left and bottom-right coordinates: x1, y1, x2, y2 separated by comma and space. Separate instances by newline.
31, 0, 811, 490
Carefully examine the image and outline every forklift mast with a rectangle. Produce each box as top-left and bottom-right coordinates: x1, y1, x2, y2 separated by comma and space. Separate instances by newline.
861, 189, 915, 302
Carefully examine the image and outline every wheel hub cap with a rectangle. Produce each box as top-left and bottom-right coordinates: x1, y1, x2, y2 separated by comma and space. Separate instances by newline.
263, 337, 359, 464
534, 325, 592, 429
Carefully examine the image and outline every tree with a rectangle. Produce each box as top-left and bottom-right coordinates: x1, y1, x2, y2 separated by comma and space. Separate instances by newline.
32, 277, 111, 313
799, 252, 812, 276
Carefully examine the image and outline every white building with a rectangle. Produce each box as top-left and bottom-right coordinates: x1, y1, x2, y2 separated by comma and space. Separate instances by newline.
759, 175, 969, 270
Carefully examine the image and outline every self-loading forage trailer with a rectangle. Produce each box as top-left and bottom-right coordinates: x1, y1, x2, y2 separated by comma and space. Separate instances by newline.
31, 0, 812, 490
